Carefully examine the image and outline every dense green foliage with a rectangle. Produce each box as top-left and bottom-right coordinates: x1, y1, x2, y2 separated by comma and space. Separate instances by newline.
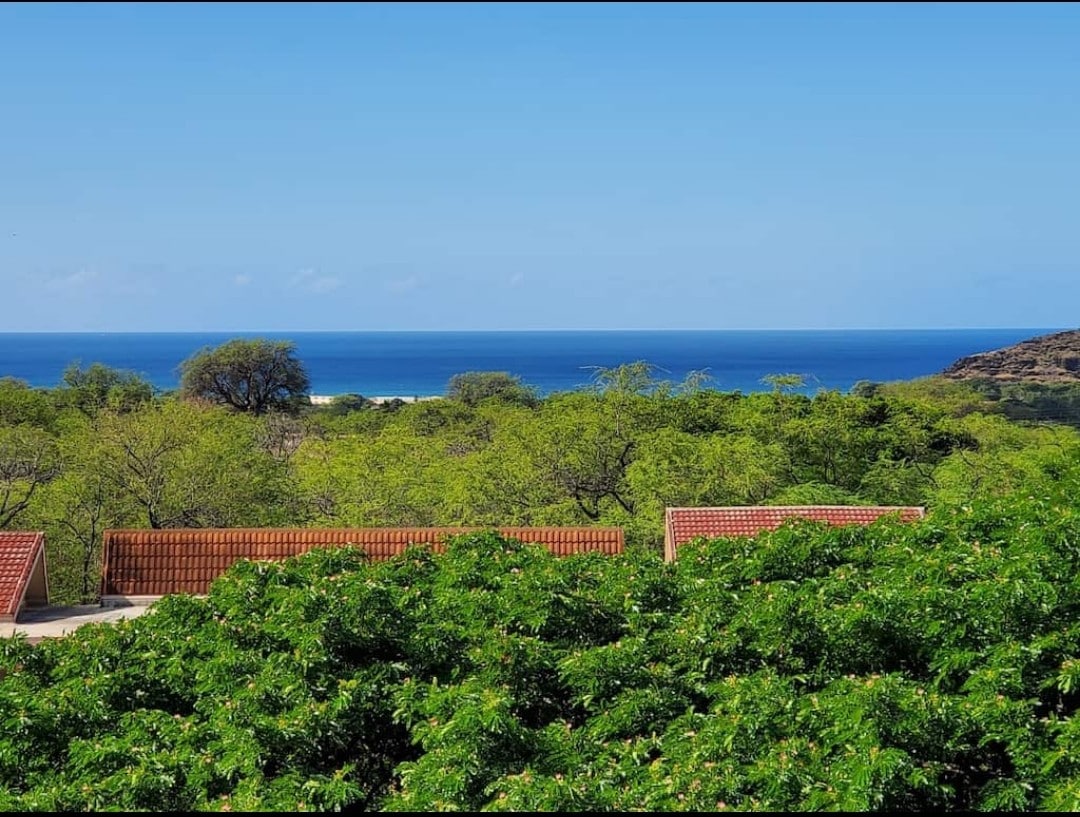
2, 363, 1079, 604
858, 377, 1080, 428
5, 484, 1080, 810
445, 371, 539, 408
58, 362, 157, 416
970, 380, 1080, 427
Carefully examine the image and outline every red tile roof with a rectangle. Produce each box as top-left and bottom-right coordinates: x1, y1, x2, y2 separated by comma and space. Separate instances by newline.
0, 531, 47, 622
664, 505, 925, 562
101, 526, 625, 599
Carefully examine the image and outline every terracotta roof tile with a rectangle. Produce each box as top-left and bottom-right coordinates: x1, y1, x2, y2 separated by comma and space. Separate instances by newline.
101, 526, 624, 599
664, 505, 925, 561
0, 532, 46, 622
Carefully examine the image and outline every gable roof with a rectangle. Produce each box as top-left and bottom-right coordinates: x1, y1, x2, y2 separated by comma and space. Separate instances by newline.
0, 531, 48, 622
664, 505, 925, 562
101, 526, 625, 600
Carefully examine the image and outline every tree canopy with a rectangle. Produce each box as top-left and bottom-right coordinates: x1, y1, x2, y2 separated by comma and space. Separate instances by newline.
58, 362, 155, 415
179, 339, 310, 415
446, 371, 539, 408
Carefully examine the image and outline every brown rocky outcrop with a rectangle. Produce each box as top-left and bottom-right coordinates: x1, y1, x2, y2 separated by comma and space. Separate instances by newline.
942, 329, 1080, 382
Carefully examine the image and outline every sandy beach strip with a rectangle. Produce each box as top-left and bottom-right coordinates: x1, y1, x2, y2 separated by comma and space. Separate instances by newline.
309, 394, 442, 406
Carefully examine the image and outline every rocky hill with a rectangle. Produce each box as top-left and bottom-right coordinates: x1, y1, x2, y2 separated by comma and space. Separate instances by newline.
942, 329, 1080, 382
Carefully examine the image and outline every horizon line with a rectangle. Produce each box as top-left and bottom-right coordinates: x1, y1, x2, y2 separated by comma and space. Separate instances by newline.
0, 326, 1068, 336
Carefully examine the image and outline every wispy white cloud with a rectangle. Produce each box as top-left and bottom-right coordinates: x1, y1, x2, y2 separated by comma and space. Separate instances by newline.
509, 271, 525, 287
385, 275, 421, 294
291, 268, 341, 294
309, 276, 341, 294
44, 267, 99, 292
233, 273, 253, 287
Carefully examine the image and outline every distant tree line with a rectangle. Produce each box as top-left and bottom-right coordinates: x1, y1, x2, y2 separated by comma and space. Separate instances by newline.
1, 339, 1078, 604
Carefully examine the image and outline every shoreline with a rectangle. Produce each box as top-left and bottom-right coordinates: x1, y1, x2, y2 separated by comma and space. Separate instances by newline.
309, 394, 442, 406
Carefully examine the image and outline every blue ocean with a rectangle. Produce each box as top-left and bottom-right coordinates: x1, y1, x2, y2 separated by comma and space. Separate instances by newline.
0, 329, 1059, 397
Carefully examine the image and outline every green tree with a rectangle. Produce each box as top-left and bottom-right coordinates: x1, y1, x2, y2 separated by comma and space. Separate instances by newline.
530, 392, 648, 522
626, 427, 787, 544
95, 401, 297, 529
33, 417, 135, 602
587, 360, 668, 397
780, 390, 880, 489
761, 372, 806, 394
929, 413, 1079, 505
446, 371, 539, 408
0, 378, 57, 430
58, 362, 155, 416
452, 403, 584, 528
293, 422, 451, 527
179, 338, 310, 415
0, 424, 59, 528
324, 393, 370, 416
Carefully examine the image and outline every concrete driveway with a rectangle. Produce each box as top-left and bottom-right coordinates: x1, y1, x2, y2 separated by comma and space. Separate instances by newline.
3, 603, 154, 644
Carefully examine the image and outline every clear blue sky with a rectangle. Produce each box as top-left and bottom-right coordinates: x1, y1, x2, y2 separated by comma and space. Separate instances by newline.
1, 2, 1077, 332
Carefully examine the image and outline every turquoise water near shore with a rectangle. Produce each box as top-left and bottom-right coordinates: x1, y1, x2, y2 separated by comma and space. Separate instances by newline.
0, 329, 1058, 397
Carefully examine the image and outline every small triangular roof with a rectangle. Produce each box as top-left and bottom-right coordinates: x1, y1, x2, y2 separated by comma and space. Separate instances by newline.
0, 531, 48, 622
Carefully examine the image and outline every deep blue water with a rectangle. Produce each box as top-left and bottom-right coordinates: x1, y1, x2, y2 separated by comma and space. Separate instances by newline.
0, 329, 1060, 397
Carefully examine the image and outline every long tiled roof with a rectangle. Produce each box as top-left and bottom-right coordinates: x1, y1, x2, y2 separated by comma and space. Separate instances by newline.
665, 505, 924, 561
101, 526, 625, 598
0, 532, 46, 622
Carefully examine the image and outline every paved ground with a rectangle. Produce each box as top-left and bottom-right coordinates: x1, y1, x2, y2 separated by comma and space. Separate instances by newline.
3, 604, 154, 643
